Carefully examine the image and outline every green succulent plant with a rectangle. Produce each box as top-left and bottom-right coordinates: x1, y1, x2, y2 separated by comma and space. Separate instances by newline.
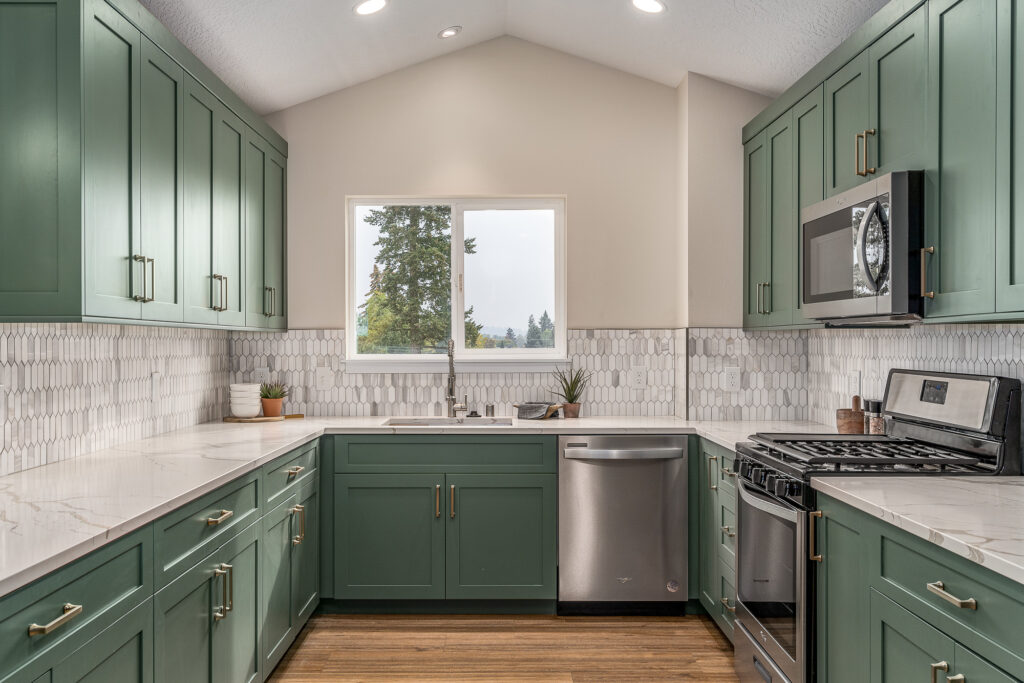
551, 364, 592, 404
260, 382, 289, 400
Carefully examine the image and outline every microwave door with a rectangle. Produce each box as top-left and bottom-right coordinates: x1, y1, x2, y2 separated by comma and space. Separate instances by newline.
801, 200, 881, 319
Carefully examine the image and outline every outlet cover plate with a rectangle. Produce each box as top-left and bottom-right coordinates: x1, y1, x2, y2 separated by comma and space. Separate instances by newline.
724, 367, 741, 392
253, 367, 271, 383
315, 367, 334, 391
627, 367, 647, 390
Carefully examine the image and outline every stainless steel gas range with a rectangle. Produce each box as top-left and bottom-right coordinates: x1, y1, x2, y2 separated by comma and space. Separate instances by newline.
732, 369, 1022, 683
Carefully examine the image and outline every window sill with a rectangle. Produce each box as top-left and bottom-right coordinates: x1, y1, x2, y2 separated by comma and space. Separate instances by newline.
343, 358, 569, 374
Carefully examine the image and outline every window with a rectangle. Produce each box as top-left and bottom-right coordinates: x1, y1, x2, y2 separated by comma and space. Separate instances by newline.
347, 197, 566, 368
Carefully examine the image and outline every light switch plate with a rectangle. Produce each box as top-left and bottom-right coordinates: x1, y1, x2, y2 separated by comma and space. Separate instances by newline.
627, 366, 647, 390
724, 367, 741, 392
253, 367, 270, 383
315, 367, 334, 391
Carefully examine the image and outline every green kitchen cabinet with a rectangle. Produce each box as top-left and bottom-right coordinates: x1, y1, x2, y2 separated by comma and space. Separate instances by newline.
244, 134, 287, 329
824, 52, 870, 196
334, 473, 446, 600
870, 589, 955, 683
743, 131, 770, 328
998, 0, 1024, 311
445, 474, 556, 600
923, 0, 1006, 318
697, 443, 721, 613
697, 439, 737, 642
154, 522, 261, 683
764, 111, 797, 327
211, 106, 247, 327
793, 85, 825, 324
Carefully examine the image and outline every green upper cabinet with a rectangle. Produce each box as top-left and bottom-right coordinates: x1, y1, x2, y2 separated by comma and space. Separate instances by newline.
0, 0, 286, 328
764, 111, 797, 327
924, 0, 1006, 318
743, 131, 770, 328
793, 85, 825, 325
998, 0, 1024, 311
244, 134, 287, 329
824, 52, 870, 197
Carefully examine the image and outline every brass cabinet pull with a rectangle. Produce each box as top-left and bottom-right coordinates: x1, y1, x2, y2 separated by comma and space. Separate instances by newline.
920, 246, 935, 299
927, 581, 977, 610
286, 465, 305, 479
213, 565, 229, 620
271, 287, 276, 317
146, 257, 155, 302
28, 603, 83, 636
931, 662, 949, 683
222, 275, 229, 312
450, 484, 455, 519
720, 597, 736, 613
755, 282, 762, 315
133, 255, 148, 302
206, 509, 233, 526
855, 132, 865, 176
863, 129, 876, 174
211, 274, 225, 311
435, 484, 441, 518
291, 504, 305, 545
264, 286, 273, 317
722, 467, 737, 478
707, 455, 718, 490
721, 525, 736, 538
763, 282, 771, 314
223, 563, 234, 612
809, 510, 823, 562
947, 676, 965, 683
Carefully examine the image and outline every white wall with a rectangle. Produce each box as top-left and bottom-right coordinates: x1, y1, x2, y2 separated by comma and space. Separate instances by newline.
676, 73, 771, 328
268, 36, 678, 330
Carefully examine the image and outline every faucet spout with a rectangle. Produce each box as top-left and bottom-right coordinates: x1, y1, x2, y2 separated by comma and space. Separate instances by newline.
446, 339, 464, 417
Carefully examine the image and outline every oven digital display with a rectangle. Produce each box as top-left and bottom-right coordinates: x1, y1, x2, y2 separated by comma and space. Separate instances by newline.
920, 380, 949, 405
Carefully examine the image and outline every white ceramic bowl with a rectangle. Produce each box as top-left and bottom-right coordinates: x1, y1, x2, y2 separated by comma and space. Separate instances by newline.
230, 404, 261, 418
230, 383, 260, 390
230, 392, 260, 400
231, 398, 262, 406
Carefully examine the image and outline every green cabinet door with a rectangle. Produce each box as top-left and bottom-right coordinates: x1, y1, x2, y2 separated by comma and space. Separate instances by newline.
697, 446, 720, 614
264, 148, 287, 330
744, 132, 770, 328
816, 497, 872, 683
794, 86, 824, 325
924, 0, 1006, 318
154, 546, 217, 682
824, 52, 870, 197
292, 480, 320, 623
243, 136, 269, 328
212, 107, 247, 327
82, 0, 142, 319
765, 111, 797, 327
139, 38, 183, 322
867, 4, 929, 177
334, 474, 445, 599
870, 589, 955, 683
182, 77, 218, 325
261, 495, 299, 673
211, 527, 261, 683
445, 474, 556, 600
954, 644, 1018, 683
52, 600, 153, 683
998, 0, 1024, 311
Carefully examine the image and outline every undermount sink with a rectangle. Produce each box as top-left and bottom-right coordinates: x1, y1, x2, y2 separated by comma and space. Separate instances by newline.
384, 417, 514, 427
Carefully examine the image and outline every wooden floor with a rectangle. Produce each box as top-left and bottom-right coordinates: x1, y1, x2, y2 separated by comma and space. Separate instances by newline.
269, 614, 739, 682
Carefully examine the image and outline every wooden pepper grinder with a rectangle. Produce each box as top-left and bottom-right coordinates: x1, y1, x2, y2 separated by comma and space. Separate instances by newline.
836, 395, 865, 434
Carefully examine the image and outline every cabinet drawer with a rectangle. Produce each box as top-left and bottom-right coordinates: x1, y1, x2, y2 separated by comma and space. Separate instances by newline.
719, 504, 737, 567
0, 527, 152, 682
333, 435, 557, 473
153, 472, 260, 587
264, 440, 318, 507
876, 530, 1024, 674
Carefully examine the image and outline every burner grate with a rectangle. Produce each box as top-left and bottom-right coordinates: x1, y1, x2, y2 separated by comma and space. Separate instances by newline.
753, 436, 981, 468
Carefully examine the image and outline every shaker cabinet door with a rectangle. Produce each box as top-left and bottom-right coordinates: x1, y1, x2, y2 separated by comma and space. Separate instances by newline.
824, 52, 870, 197
765, 112, 797, 327
244, 137, 269, 328
743, 132, 770, 328
264, 149, 287, 329
212, 108, 247, 327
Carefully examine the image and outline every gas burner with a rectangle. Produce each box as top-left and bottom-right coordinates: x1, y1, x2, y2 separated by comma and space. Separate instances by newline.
750, 434, 982, 469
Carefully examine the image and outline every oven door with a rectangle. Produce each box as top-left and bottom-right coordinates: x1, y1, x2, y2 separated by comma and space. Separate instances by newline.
735, 480, 807, 683
801, 182, 892, 320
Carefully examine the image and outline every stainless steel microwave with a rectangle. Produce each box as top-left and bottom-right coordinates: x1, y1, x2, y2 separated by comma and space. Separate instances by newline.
801, 170, 925, 325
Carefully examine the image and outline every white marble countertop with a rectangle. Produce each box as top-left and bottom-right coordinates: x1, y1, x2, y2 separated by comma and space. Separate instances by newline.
813, 476, 1024, 585
0, 415, 830, 598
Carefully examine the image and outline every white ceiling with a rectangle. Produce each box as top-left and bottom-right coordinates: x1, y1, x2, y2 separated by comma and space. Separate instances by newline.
139, 0, 890, 115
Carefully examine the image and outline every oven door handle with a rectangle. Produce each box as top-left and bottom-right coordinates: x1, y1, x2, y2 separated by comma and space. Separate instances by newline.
737, 480, 800, 523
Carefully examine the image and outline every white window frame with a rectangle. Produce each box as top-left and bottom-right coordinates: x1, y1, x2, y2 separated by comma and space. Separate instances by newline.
345, 196, 567, 373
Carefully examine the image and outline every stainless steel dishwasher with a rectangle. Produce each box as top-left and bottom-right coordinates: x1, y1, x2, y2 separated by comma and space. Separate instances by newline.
558, 435, 688, 604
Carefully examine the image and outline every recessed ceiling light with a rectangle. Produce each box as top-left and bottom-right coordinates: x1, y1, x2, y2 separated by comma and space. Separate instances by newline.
631, 0, 666, 13
438, 25, 462, 39
354, 0, 386, 16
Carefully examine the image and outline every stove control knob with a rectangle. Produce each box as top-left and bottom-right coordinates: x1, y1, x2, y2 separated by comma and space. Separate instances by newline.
773, 478, 788, 497
765, 473, 778, 491
749, 466, 764, 485
786, 481, 803, 498
739, 461, 752, 479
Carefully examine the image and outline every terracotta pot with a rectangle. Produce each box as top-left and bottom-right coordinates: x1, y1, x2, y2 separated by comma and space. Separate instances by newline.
563, 403, 581, 419
262, 398, 284, 418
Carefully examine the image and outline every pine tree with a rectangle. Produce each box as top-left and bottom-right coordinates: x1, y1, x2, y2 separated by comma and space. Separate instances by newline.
526, 314, 542, 348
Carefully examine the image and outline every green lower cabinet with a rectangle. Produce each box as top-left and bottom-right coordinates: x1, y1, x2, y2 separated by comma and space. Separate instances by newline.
870, 589, 954, 682
212, 527, 261, 683
698, 445, 720, 612
334, 474, 445, 600
445, 474, 556, 600
52, 599, 153, 683
697, 439, 737, 642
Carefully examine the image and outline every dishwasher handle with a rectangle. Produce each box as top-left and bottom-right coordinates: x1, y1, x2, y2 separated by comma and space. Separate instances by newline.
563, 447, 684, 460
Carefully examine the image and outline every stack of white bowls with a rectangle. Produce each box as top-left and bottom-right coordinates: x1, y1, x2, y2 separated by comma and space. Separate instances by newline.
230, 383, 262, 418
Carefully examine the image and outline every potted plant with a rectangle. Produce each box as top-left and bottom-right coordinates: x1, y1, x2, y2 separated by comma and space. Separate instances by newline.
552, 364, 592, 418
260, 382, 289, 418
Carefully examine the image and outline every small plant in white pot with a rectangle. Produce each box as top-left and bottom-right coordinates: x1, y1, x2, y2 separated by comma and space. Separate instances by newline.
552, 365, 592, 418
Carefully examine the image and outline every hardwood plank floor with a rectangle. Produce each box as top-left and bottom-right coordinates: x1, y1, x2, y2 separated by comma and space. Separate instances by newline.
269, 614, 739, 682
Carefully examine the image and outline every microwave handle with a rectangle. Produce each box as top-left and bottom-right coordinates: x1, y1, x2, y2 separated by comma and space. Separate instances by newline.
856, 201, 882, 293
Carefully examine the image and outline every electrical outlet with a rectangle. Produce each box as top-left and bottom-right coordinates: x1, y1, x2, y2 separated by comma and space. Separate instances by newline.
627, 366, 647, 390
253, 367, 270, 383
315, 367, 335, 391
150, 372, 162, 402
724, 366, 741, 392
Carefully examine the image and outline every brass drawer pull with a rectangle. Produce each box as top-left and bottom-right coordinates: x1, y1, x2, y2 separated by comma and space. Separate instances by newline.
213, 565, 228, 621
809, 511, 823, 562
863, 129, 876, 175
286, 465, 305, 479
291, 504, 305, 545
435, 484, 441, 518
206, 509, 233, 526
927, 581, 977, 610
931, 661, 949, 683
722, 467, 737, 478
763, 281, 771, 314
947, 675, 965, 682
721, 525, 736, 538
450, 484, 456, 519
707, 455, 718, 491
855, 131, 865, 176
920, 246, 935, 299
720, 597, 736, 613
212, 274, 225, 311
28, 603, 83, 636
133, 255, 148, 302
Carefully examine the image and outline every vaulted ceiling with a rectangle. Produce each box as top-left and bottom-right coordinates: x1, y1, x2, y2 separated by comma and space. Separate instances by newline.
140, 0, 890, 115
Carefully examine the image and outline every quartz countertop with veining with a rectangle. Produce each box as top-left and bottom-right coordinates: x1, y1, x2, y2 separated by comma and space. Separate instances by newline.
812, 476, 1024, 585
0, 415, 831, 597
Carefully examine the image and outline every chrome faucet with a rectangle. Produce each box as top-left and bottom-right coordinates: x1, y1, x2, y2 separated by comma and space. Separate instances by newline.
446, 339, 467, 418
